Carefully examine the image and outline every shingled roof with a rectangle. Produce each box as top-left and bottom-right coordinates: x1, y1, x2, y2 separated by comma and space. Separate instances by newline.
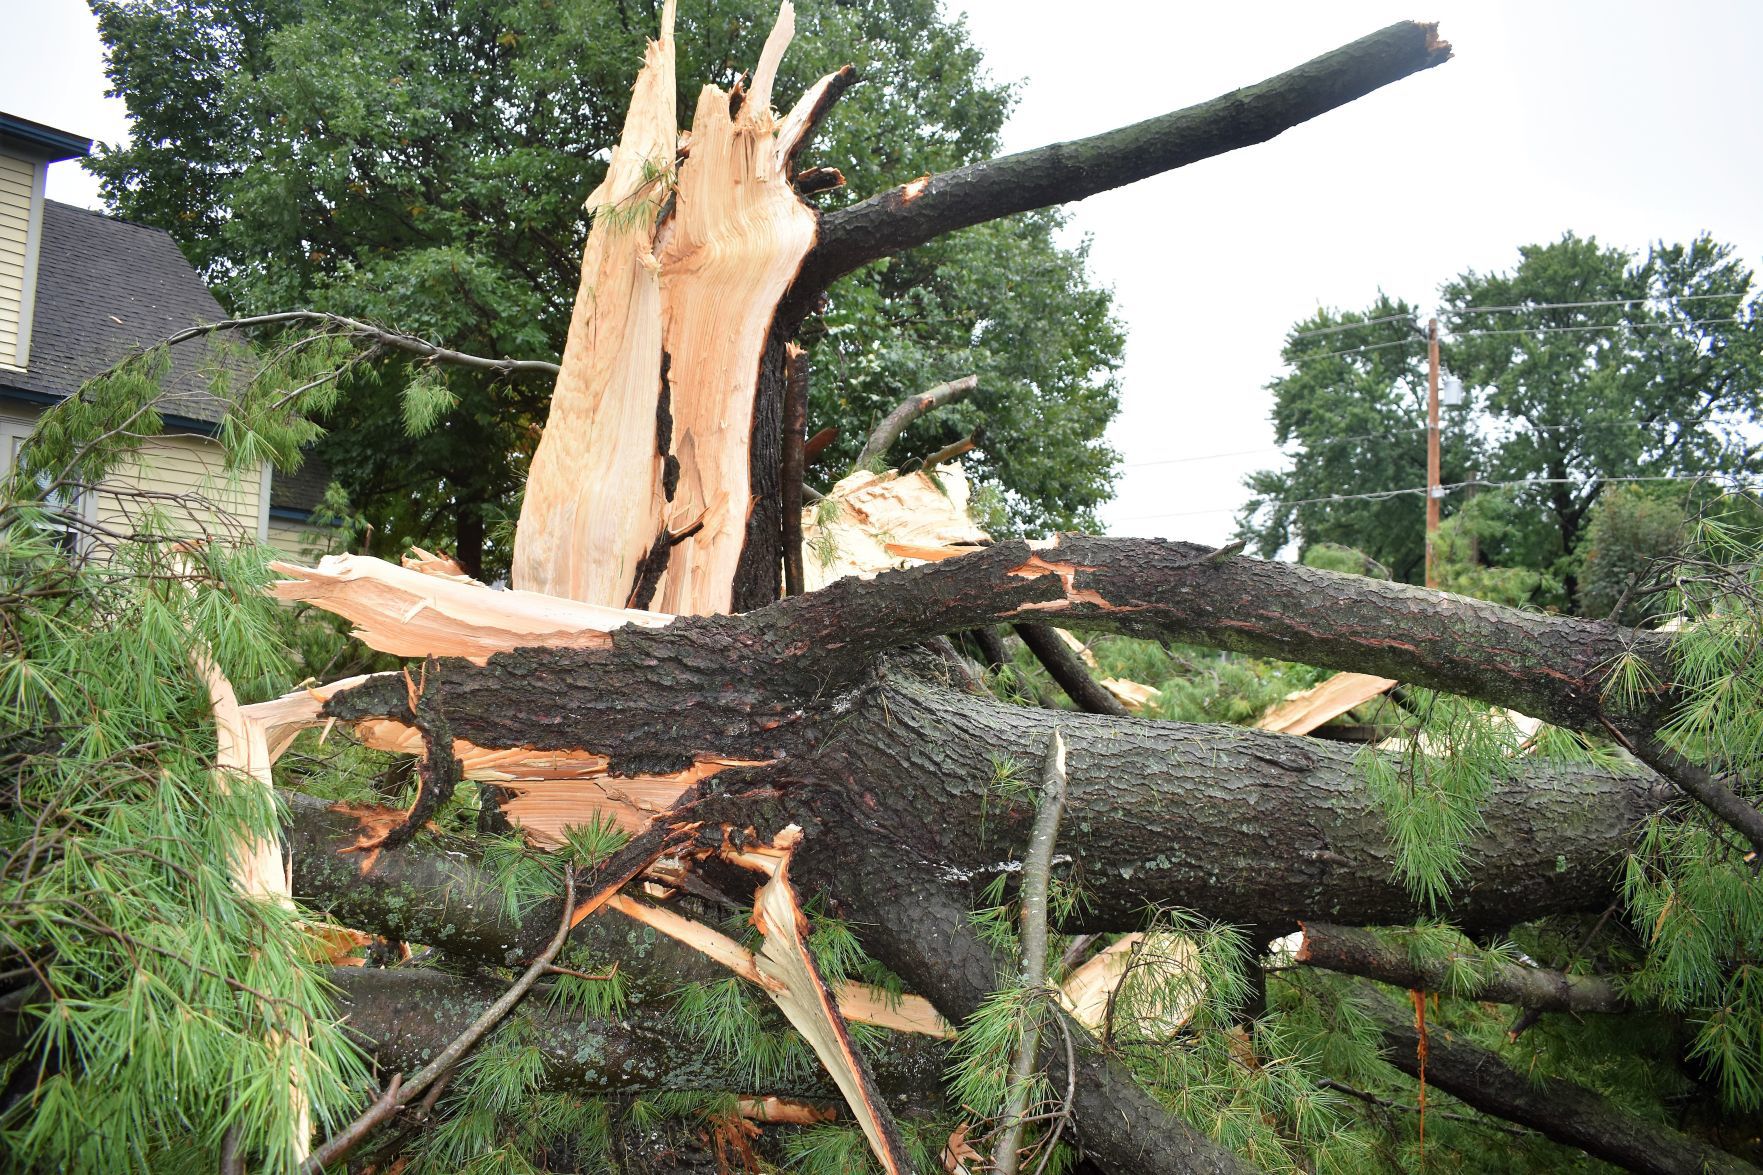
0, 200, 326, 515
2, 200, 240, 424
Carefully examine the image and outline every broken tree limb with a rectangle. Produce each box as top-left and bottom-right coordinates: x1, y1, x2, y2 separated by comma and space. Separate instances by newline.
1012, 623, 1131, 717
327, 968, 949, 1114
992, 730, 1067, 1175
852, 374, 979, 470
1295, 922, 1629, 1016
1367, 998, 1759, 1175
793, 21, 1451, 297
305, 868, 577, 1172
311, 649, 1665, 934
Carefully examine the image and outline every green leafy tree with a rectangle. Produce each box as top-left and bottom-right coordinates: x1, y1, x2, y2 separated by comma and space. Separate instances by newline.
1238, 296, 1478, 582
89, 0, 1123, 574
1242, 235, 1762, 603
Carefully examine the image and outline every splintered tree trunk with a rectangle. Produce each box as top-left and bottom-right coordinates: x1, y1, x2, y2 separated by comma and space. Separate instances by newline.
513, 0, 845, 615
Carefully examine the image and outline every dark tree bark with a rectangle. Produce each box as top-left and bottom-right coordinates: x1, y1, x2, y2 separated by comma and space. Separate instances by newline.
1295, 922, 1629, 1015
1012, 622, 1132, 717
1369, 999, 1758, 1175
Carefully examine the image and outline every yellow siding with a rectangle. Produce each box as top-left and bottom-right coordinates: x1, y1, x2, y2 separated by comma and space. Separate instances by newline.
94, 434, 263, 545
0, 152, 32, 370
265, 515, 336, 563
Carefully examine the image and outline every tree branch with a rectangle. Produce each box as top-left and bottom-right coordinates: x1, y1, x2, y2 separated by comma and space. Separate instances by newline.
795, 22, 1451, 294
1295, 922, 1629, 1016
853, 375, 977, 470
160, 311, 561, 378
303, 868, 577, 1171
993, 730, 1067, 1175
1013, 623, 1131, 717
1368, 998, 1758, 1174
326, 968, 948, 1111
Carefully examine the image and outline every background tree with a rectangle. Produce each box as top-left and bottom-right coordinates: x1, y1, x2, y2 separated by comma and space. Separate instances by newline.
89, 0, 1124, 576
1241, 235, 1762, 605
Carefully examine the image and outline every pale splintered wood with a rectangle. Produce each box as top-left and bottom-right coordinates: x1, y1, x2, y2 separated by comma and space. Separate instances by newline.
1058, 932, 1198, 1038
1255, 671, 1397, 735
513, 0, 677, 606
741, 831, 912, 1173
605, 892, 953, 1039
271, 554, 672, 663
800, 463, 989, 592
195, 650, 310, 1161
514, 0, 851, 615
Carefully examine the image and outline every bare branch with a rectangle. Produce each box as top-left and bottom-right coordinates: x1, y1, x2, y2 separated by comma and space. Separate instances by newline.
1013, 623, 1131, 717
992, 729, 1067, 1175
160, 311, 561, 378
795, 22, 1451, 294
853, 374, 977, 470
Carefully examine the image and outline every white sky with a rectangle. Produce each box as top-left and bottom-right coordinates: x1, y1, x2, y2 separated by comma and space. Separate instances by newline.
5, 0, 1761, 546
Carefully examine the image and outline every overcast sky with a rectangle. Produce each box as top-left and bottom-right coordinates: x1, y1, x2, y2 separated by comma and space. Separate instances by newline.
5, 1, 1760, 546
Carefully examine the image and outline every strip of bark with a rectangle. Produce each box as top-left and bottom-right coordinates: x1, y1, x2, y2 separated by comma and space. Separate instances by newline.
1296, 922, 1629, 1015
852, 375, 978, 470
794, 22, 1450, 296
1369, 999, 1758, 1174
1013, 623, 1130, 717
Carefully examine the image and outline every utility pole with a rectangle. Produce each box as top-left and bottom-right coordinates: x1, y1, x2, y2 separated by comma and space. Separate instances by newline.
1424, 317, 1441, 589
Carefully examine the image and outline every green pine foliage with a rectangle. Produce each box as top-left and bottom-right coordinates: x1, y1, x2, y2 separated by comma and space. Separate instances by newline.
0, 496, 367, 1170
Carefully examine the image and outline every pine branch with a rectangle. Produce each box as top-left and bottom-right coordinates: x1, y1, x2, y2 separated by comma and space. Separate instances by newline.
1295, 921, 1629, 1015
159, 311, 561, 378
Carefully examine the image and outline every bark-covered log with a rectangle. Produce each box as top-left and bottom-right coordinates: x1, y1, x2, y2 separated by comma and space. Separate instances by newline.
792, 22, 1451, 297
1296, 922, 1629, 1015
1369, 999, 1758, 1174
330, 968, 946, 1114
320, 660, 1663, 933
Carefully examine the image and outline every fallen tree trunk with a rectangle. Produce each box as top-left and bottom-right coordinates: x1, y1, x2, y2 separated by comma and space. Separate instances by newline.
1369, 999, 1758, 1174
330, 969, 948, 1111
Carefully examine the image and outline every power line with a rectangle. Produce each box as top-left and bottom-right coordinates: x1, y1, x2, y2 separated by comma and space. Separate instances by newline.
1121, 417, 1694, 470
1285, 291, 1753, 342
1290, 314, 1751, 363
1112, 472, 1761, 523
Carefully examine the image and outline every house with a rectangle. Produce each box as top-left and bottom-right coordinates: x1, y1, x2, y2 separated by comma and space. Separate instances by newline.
0, 111, 322, 553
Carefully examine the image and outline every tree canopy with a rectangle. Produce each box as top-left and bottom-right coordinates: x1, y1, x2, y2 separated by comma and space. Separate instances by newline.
89, 0, 1124, 575
1239, 233, 1762, 604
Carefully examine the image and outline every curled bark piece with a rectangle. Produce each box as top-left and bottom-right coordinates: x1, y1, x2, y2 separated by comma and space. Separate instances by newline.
733, 831, 914, 1174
